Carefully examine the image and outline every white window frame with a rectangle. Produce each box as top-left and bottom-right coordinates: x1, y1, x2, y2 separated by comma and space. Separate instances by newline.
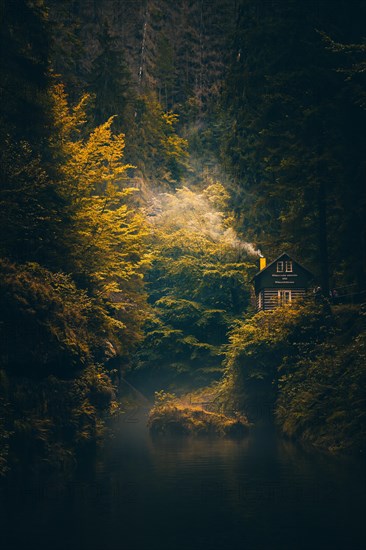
285, 261, 293, 272
277, 261, 284, 272
278, 290, 291, 304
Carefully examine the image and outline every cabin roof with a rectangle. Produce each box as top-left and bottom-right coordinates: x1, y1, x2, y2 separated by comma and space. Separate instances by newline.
253, 252, 314, 280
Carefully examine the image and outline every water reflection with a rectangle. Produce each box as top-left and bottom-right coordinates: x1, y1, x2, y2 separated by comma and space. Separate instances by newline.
1, 409, 365, 550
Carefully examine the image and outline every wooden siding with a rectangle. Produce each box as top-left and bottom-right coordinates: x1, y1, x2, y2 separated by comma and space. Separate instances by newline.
257, 289, 306, 311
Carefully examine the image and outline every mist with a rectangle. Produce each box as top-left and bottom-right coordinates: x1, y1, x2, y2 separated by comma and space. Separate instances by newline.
146, 185, 260, 258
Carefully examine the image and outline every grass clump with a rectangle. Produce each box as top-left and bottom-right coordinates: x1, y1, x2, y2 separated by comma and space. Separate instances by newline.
148, 391, 250, 437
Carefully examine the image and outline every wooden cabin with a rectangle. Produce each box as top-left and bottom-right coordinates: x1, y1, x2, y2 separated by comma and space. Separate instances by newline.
253, 253, 314, 311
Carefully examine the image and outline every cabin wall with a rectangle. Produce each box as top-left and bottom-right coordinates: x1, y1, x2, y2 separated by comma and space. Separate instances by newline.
257, 288, 306, 311
254, 258, 313, 295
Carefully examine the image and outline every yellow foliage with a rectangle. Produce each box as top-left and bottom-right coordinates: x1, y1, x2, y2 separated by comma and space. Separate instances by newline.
161, 111, 179, 127
49, 83, 150, 348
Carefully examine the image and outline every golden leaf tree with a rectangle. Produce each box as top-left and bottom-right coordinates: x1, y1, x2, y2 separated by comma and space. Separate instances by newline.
50, 83, 151, 356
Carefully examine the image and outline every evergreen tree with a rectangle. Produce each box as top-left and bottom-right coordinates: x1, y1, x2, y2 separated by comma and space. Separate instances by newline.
88, 22, 132, 129
220, 0, 366, 292
0, 0, 51, 145
0, 0, 70, 267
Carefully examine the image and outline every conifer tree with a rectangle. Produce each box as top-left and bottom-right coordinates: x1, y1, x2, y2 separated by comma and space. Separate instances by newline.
88, 22, 132, 129
220, 0, 366, 292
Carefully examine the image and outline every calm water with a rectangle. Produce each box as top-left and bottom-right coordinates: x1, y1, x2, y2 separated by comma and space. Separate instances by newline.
1, 406, 365, 550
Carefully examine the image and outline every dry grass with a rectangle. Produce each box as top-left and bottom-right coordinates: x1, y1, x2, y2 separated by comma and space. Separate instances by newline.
148, 400, 250, 437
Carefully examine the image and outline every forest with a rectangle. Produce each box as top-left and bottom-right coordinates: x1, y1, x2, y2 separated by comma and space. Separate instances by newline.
0, 0, 366, 475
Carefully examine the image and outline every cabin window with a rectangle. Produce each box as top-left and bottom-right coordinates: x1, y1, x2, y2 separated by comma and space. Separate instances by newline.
258, 291, 263, 310
277, 261, 284, 272
278, 290, 291, 304
285, 261, 293, 272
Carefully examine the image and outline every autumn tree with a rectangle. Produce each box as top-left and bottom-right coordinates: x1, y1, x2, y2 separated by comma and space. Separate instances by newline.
49, 83, 150, 355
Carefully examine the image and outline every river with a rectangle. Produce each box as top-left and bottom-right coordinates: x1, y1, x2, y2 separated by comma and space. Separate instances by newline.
1, 404, 365, 550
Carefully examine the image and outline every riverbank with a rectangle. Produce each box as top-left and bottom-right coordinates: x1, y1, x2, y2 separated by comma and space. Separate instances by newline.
0, 366, 117, 476
223, 301, 366, 454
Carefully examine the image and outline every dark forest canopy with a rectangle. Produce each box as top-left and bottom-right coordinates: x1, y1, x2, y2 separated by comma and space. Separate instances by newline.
220, 0, 366, 294
43, 0, 366, 292
0, 0, 366, 471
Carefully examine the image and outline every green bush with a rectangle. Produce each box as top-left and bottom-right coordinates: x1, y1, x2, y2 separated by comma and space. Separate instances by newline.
276, 306, 366, 452
0, 259, 115, 374
223, 300, 366, 452
0, 364, 117, 475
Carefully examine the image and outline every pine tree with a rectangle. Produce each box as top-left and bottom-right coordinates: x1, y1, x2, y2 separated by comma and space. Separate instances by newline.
88, 21, 132, 129
0, 0, 51, 144
220, 0, 366, 292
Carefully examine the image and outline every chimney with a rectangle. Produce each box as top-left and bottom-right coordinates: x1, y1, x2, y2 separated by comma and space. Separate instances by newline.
260, 257, 267, 271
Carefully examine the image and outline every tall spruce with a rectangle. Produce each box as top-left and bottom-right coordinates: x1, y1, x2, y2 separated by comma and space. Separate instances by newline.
221, 0, 366, 292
